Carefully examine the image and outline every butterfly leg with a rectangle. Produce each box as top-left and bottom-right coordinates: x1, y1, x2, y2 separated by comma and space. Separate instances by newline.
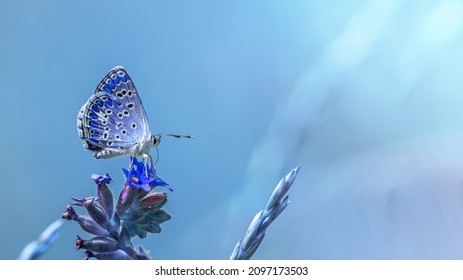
146, 153, 155, 174
129, 154, 136, 169
142, 155, 150, 175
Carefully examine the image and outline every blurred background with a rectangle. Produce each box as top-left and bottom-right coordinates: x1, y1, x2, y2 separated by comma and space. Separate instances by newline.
2, 0, 463, 259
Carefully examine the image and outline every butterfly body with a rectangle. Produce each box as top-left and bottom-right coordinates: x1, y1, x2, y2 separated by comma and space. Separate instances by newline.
88, 134, 159, 160
77, 66, 161, 160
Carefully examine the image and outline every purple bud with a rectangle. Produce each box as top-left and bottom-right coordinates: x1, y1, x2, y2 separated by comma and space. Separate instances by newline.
75, 235, 118, 252
116, 184, 142, 214
75, 235, 84, 250
137, 192, 167, 211
61, 205, 77, 220
72, 197, 109, 228
97, 181, 114, 219
77, 215, 112, 237
62, 205, 110, 236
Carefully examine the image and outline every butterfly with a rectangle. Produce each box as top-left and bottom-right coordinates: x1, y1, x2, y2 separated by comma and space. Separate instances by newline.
77, 66, 192, 163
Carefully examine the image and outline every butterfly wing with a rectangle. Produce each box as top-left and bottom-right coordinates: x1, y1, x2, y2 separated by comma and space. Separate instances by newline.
77, 66, 152, 159
93, 66, 151, 137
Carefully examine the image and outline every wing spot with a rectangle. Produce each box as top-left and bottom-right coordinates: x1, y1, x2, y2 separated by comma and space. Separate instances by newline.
122, 129, 127, 135
95, 98, 103, 107
122, 90, 127, 95
117, 123, 123, 128
115, 135, 120, 139
131, 123, 136, 129
128, 91, 133, 96
127, 103, 134, 109
118, 113, 123, 119
108, 141, 113, 146
104, 127, 110, 131
116, 92, 123, 98
106, 109, 112, 114
123, 110, 129, 116
103, 132, 108, 139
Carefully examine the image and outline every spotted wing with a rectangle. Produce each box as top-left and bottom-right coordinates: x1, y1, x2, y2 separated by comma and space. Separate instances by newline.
93, 66, 151, 138
77, 66, 151, 158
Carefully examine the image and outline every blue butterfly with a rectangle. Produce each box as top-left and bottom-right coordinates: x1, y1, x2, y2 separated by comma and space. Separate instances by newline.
77, 66, 191, 162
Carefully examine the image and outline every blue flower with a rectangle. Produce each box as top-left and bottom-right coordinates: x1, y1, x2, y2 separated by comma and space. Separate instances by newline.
122, 157, 171, 192
91, 173, 112, 185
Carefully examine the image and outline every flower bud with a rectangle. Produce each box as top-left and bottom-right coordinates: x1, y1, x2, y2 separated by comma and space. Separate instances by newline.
137, 192, 167, 211
75, 235, 118, 252
61, 205, 77, 221
72, 197, 109, 228
116, 184, 141, 214
96, 179, 114, 219
62, 205, 110, 236
78, 215, 112, 237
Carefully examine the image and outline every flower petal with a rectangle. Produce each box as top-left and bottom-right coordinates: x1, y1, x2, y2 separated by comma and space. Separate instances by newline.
91, 173, 113, 185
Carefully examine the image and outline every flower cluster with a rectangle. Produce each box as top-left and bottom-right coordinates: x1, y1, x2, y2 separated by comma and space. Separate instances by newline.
62, 158, 172, 260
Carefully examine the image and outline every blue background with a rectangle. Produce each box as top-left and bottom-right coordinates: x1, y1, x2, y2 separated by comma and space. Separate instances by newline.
2, 0, 463, 259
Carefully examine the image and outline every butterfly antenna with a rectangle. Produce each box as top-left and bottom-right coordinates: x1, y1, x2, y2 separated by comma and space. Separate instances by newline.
156, 133, 193, 139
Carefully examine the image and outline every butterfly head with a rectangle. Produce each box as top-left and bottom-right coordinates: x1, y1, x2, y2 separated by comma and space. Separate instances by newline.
150, 134, 162, 148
